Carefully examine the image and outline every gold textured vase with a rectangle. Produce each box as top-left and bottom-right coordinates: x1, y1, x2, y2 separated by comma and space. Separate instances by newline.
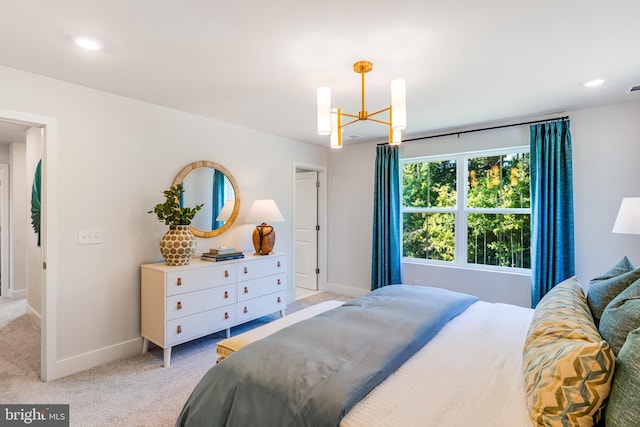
160, 225, 197, 266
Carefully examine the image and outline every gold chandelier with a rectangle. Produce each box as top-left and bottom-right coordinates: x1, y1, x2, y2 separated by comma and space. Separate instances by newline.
316, 61, 406, 148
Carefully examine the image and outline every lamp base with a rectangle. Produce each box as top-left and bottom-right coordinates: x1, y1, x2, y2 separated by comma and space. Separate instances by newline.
252, 223, 276, 255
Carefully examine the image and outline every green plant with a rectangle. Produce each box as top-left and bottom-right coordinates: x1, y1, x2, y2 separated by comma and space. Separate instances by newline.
149, 184, 203, 226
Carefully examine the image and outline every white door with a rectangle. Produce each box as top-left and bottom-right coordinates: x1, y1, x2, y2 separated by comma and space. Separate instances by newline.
295, 171, 318, 290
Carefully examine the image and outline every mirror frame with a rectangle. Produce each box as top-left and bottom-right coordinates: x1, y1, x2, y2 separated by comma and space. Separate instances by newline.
172, 160, 241, 238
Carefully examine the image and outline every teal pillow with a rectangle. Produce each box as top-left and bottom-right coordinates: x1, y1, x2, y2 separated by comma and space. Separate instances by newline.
588, 257, 639, 325
606, 327, 640, 426
599, 279, 640, 355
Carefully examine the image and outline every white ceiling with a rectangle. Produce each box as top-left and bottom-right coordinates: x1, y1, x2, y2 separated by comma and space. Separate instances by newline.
1, 1, 639, 146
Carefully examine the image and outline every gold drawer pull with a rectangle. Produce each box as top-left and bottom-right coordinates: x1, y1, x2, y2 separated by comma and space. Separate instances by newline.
277, 297, 282, 303
277, 279, 281, 285
176, 277, 182, 286
277, 261, 281, 268
177, 301, 182, 310
224, 312, 229, 320
243, 306, 248, 314
224, 270, 229, 278
176, 325, 182, 334
224, 291, 229, 299
244, 267, 248, 274
244, 286, 248, 294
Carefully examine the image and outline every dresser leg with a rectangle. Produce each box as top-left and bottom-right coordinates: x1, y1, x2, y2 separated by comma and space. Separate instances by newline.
279, 309, 286, 318
164, 347, 172, 368
226, 328, 231, 339
142, 338, 149, 354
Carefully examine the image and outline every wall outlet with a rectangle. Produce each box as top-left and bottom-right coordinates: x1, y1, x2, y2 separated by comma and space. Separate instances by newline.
78, 229, 102, 245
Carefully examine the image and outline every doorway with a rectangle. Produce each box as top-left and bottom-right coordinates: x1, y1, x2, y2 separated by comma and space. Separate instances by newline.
0, 110, 57, 381
293, 163, 327, 300
0, 163, 8, 298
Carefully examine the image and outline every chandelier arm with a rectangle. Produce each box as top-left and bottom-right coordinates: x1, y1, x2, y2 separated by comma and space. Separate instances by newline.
368, 106, 391, 117
340, 112, 360, 119
367, 117, 392, 126
340, 117, 361, 128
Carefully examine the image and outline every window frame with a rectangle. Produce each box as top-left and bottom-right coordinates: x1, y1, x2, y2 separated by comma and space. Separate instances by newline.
400, 146, 531, 273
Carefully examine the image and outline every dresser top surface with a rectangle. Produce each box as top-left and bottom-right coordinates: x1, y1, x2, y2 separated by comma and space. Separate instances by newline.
141, 252, 285, 271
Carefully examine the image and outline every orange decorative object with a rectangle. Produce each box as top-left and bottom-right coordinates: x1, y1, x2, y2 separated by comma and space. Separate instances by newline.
252, 223, 276, 255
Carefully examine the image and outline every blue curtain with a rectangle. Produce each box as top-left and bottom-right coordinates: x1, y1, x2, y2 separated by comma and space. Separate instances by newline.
212, 170, 225, 229
372, 144, 402, 290
530, 119, 575, 307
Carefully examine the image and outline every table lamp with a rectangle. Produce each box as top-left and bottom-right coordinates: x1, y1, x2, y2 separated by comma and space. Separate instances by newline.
245, 199, 284, 255
613, 197, 640, 235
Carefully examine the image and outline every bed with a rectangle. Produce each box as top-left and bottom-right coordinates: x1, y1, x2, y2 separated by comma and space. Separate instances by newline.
175, 268, 640, 427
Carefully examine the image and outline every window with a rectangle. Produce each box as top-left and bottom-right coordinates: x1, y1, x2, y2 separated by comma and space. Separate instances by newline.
401, 147, 531, 270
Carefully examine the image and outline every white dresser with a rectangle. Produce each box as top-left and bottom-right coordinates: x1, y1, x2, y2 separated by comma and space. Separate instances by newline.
141, 253, 287, 367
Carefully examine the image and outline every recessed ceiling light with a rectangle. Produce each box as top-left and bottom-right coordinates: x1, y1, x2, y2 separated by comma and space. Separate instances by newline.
75, 38, 103, 51
583, 79, 605, 88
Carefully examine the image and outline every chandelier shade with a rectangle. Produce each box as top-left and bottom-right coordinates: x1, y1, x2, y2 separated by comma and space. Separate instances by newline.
317, 87, 331, 135
317, 61, 406, 148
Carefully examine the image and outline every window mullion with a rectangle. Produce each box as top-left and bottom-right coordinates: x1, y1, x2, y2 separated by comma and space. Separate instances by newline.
457, 155, 468, 265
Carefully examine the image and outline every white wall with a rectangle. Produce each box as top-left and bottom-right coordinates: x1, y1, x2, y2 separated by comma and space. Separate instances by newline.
9, 142, 27, 299
0, 65, 328, 379
571, 100, 640, 282
0, 145, 9, 163
328, 99, 640, 307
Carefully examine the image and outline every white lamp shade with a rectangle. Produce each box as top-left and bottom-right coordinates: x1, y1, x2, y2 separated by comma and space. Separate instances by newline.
317, 87, 331, 135
215, 200, 235, 222
391, 79, 406, 130
245, 199, 284, 224
612, 197, 640, 235
390, 128, 402, 145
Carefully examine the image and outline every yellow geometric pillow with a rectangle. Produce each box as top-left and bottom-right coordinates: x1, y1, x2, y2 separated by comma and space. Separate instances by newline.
522, 277, 616, 426
525, 277, 602, 345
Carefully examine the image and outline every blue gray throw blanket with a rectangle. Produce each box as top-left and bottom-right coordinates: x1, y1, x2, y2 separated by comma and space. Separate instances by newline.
176, 285, 478, 427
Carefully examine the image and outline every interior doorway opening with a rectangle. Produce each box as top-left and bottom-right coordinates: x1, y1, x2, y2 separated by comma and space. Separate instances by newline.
293, 163, 327, 301
0, 109, 58, 381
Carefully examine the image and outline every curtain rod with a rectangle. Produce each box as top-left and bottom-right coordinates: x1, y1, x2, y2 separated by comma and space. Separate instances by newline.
377, 115, 569, 145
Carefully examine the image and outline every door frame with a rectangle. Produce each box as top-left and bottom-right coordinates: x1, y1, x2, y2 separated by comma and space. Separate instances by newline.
0, 108, 58, 381
0, 163, 8, 298
291, 162, 327, 297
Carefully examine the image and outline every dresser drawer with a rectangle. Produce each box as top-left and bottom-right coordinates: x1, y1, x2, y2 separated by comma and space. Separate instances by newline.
166, 306, 235, 346
166, 264, 236, 296
235, 292, 286, 324
237, 273, 286, 302
166, 284, 235, 321
237, 255, 286, 282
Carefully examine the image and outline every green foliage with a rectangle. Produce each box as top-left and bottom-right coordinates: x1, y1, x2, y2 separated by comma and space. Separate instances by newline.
148, 184, 203, 226
402, 152, 531, 268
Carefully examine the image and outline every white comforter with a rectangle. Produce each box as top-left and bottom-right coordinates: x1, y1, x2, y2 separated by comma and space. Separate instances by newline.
342, 301, 534, 427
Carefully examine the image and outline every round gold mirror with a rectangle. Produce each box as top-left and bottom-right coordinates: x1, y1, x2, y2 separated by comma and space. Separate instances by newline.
172, 161, 240, 238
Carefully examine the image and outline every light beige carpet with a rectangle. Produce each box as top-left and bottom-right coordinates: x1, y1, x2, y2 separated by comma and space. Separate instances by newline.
0, 292, 351, 427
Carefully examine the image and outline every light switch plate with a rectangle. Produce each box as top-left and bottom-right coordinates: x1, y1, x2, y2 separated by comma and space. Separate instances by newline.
78, 229, 102, 245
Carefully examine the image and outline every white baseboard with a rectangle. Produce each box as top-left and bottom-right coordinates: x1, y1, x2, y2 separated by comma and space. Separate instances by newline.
26, 303, 41, 327
9, 288, 28, 299
326, 282, 369, 298
54, 337, 143, 380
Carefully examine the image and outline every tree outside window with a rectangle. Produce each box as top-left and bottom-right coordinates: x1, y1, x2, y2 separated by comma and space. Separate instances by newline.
401, 149, 531, 270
